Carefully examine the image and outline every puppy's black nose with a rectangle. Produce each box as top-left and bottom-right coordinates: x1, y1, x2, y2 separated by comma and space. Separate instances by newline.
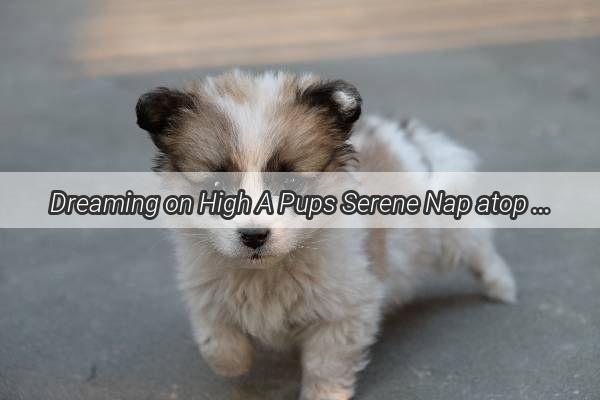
238, 228, 270, 249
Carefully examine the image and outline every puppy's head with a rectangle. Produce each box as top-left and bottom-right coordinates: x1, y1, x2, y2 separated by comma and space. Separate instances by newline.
136, 70, 361, 265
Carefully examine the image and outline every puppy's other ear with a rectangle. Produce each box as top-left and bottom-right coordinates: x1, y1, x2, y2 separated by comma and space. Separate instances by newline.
300, 80, 362, 137
136, 87, 196, 146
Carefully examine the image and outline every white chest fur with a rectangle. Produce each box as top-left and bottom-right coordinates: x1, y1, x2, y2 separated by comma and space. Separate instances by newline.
175, 229, 383, 348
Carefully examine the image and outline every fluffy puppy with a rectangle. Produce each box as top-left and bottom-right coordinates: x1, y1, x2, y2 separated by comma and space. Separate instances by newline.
135, 70, 516, 400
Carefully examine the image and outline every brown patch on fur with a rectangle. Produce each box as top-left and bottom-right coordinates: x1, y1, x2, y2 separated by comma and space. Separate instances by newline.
265, 103, 350, 172
262, 76, 358, 172
156, 98, 240, 172
210, 71, 251, 103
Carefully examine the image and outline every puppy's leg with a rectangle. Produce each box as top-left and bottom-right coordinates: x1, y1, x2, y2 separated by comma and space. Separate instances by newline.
300, 318, 378, 400
447, 229, 517, 303
190, 313, 254, 377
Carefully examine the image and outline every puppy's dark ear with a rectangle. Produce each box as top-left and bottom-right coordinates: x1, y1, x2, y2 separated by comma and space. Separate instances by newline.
300, 80, 362, 137
136, 87, 196, 146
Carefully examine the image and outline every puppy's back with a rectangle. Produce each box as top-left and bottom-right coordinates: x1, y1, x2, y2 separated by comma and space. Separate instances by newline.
352, 115, 477, 174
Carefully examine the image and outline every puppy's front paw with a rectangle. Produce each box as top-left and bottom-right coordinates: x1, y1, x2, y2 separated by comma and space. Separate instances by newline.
200, 333, 254, 377
300, 382, 354, 400
482, 260, 517, 304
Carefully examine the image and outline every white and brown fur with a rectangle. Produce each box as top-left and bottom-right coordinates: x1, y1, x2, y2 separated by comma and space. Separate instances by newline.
136, 70, 516, 400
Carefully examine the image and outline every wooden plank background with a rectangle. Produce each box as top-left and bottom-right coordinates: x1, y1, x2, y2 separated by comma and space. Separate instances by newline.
72, 0, 600, 75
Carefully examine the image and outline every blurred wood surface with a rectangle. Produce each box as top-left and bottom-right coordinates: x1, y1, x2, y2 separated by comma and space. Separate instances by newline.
73, 0, 600, 75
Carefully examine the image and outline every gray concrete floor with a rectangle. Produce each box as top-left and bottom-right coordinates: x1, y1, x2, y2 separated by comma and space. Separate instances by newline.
1, 1, 599, 399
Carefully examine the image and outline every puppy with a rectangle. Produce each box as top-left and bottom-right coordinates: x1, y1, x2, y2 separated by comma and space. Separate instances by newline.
135, 70, 516, 400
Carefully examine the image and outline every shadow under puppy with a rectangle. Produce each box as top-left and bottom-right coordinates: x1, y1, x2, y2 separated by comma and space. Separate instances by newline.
135, 70, 516, 400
